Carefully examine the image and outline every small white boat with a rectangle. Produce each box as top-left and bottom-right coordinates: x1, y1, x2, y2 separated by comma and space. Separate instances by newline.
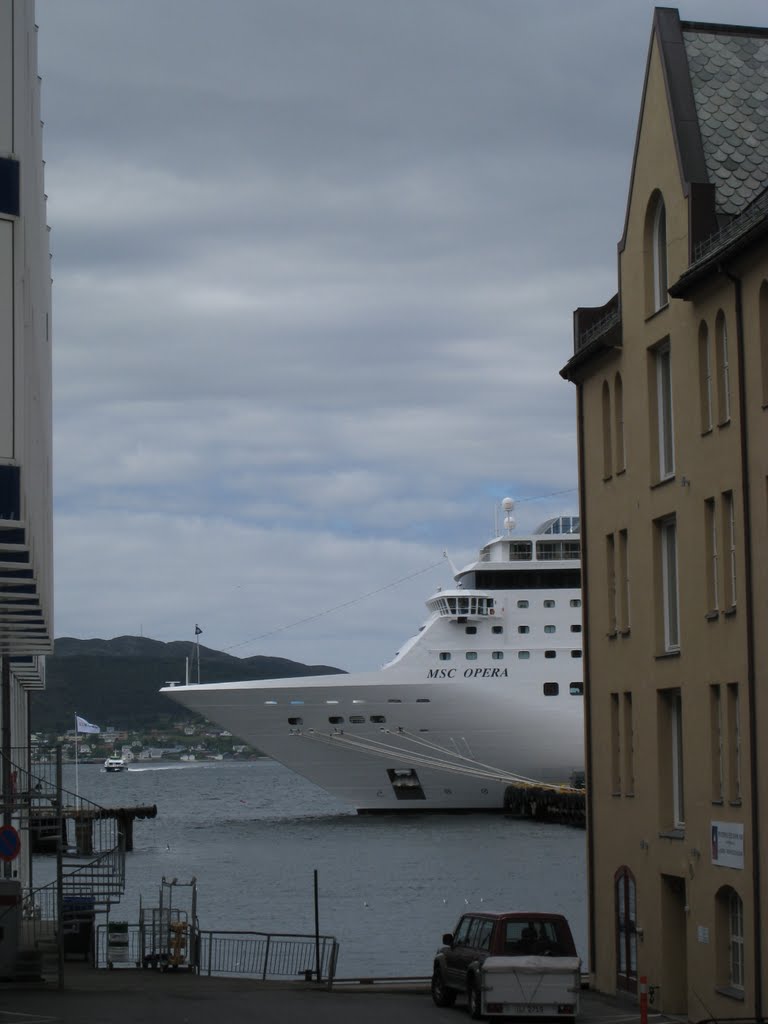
104, 756, 127, 772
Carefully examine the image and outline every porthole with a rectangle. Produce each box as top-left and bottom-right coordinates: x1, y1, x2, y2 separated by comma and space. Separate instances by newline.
416, 698, 431, 703
466, 651, 478, 661
370, 715, 386, 724
265, 700, 278, 705
290, 699, 304, 705
544, 599, 555, 608
288, 717, 303, 726
349, 715, 365, 724
545, 650, 556, 659
571, 650, 583, 659
544, 625, 556, 634
328, 716, 344, 724
465, 625, 477, 635
439, 652, 452, 661
388, 698, 402, 703
543, 682, 560, 696
325, 699, 339, 705
492, 651, 504, 660
518, 625, 530, 634
571, 624, 582, 633
570, 599, 582, 608
517, 600, 529, 608
492, 625, 503, 634
518, 651, 530, 660
569, 683, 584, 696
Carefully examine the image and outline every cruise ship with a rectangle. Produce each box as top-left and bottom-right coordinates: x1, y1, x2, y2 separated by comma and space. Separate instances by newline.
161, 500, 584, 812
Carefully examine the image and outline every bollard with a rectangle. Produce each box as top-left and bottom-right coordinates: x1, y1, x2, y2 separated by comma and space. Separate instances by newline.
639, 975, 648, 1024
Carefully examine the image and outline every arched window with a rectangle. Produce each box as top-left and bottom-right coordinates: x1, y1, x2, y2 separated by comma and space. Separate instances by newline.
698, 320, 713, 432
760, 281, 768, 407
715, 310, 731, 424
646, 194, 668, 313
715, 885, 744, 991
602, 380, 613, 479
614, 372, 626, 472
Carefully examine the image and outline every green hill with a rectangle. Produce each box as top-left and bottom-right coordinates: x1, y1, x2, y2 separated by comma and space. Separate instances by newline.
31, 636, 344, 734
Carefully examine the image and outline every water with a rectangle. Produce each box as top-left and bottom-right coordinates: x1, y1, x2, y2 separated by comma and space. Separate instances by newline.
40, 760, 587, 978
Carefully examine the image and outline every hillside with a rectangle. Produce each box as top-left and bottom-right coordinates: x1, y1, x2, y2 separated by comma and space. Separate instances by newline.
31, 636, 344, 734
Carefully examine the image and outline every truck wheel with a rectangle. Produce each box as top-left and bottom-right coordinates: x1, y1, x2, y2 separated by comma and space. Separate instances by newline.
467, 978, 484, 1020
431, 967, 457, 1007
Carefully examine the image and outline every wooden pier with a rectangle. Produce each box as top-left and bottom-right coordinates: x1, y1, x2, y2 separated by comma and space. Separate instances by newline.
30, 804, 158, 854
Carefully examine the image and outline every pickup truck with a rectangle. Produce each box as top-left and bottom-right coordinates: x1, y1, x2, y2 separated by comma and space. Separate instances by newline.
431, 910, 581, 1019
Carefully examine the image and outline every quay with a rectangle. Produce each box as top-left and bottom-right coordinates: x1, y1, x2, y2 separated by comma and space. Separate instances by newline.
30, 804, 158, 854
503, 783, 586, 827
0, 961, 675, 1024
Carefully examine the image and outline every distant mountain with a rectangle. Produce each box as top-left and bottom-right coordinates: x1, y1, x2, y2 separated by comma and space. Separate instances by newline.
31, 636, 345, 734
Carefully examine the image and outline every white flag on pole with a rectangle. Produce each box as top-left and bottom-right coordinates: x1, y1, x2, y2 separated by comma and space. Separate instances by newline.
75, 715, 100, 735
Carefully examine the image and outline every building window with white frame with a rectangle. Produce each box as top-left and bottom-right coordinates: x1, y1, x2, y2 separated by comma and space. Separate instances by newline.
602, 379, 613, 479
606, 533, 617, 634
730, 889, 745, 990
715, 886, 744, 994
651, 195, 668, 312
722, 490, 737, 609
726, 682, 741, 804
619, 528, 630, 632
614, 372, 626, 472
716, 310, 731, 425
705, 497, 719, 614
698, 320, 713, 432
658, 516, 679, 651
653, 342, 675, 480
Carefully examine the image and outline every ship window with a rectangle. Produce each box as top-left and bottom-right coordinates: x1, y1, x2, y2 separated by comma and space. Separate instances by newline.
517, 600, 529, 608
466, 651, 478, 660
325, 699, 339, 704
265, 700, 278, 705
349, 715, 365, 724
545, 650, 556, 659
492, 651, 504, 660
571, 624, 582, 633
352, 699, 366, 704
416, 698, 431, 703
570, 683, 584, 696
518, 625, 530, 634
543, 682, 560, 696
439, 652, 452, 661
570, 598, 582, 607
371, 715, 386, 723
388, 698, 402, 703
509, 541, 532, 560
518, 651, 530, 660
288, 717, 303, 725
492, 625, 503, 634
544, 599, 556, 608
544, 625, 556, 633
465, 626, 477, 635
290, 699, 304, 705
328, 716, 344, 724
571, 650, 583, 659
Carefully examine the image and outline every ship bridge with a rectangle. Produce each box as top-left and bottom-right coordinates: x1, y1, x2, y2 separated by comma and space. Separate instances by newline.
425, 589, 496, 621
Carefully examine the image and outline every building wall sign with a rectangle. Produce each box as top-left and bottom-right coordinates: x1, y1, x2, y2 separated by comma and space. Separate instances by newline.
711, 821, 744, 869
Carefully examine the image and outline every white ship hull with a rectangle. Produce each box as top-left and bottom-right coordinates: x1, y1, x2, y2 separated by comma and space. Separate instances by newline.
163, 508, 584, 812
164, 668, 583, 811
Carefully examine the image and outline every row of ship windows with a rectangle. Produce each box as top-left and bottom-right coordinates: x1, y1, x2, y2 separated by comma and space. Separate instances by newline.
465, 624, 582, 635
517, 598, 581, 608
287, 682, 584, 724
439, 650, 583, 660
264, 697, 433, 706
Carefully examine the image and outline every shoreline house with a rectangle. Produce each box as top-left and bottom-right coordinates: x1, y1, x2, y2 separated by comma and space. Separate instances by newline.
561, 8, 768, 1018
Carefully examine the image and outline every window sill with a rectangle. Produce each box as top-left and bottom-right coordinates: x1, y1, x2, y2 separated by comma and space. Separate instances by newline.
700, 426, 713, 437
715, 986, 744, 1002
705, 610, 719, 621
658, 828, 685, 841
650, 475, 676, 490
729, 798, 743, 808
645, 303, 669, 322
616, 467, 626, 477
619, 628, 631, 637
718, 418, 731, 429
603, 474, 613, 483
655, 649, 681, 660
724, 605, 737, 618
607, 630, 618, 640
711, 799, 724, 806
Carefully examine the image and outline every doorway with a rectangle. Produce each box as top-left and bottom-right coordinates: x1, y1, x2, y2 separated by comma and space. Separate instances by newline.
614, 867, 638, 994
660, 873, 688, 1013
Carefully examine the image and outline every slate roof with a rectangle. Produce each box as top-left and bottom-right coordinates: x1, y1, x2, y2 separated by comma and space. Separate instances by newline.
682, 25, 768, 217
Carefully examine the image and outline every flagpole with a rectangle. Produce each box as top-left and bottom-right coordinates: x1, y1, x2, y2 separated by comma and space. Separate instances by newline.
74, 712, 79, 801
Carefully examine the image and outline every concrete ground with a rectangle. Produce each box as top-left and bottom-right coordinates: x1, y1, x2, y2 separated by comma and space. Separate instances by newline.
0, 964, 680, 1024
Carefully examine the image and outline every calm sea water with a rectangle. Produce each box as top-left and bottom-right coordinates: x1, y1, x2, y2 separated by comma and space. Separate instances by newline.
39, 760, 587, 978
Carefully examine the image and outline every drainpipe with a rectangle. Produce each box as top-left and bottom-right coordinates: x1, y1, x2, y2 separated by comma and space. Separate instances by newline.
722, 265, 761, 1022
575, 383, 596, 976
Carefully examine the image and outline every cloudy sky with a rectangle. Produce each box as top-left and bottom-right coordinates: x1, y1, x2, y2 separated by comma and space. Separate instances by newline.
35, 0, 768, 672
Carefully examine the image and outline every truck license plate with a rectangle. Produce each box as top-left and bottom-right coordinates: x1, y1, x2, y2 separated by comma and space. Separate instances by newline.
510, 1005, 545, 1014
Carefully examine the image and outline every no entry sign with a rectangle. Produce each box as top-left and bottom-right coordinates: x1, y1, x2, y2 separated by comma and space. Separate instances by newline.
0, 824, 21, 862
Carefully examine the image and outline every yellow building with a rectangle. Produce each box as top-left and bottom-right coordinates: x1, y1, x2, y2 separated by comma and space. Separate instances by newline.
561, 8, 768, 1018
